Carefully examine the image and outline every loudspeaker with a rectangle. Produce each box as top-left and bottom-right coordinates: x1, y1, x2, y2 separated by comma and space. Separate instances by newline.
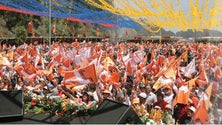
0, 90, 23, 121
86, 99, 142, 124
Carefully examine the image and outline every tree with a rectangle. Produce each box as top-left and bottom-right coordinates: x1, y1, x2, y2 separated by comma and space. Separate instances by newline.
15, 26, 27, 45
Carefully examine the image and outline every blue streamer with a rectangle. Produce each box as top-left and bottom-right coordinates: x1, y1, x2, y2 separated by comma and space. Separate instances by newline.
0, 0, 144, 29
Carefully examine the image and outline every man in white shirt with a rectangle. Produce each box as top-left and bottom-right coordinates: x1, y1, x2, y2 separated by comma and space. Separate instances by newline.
145, 85, 157, 110
162, 85, 175, 113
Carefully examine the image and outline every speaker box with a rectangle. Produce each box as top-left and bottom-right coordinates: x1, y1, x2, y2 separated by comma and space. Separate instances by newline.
0, 90, 23, 121
86, 99, 142, 124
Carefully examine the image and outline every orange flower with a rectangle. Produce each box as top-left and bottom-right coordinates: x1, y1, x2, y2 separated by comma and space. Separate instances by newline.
62, 106, 67, 111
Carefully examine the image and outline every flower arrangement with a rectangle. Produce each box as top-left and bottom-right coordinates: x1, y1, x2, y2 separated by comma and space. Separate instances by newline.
24, 91, 97, 117
149, 109, 164, 124
24, 92, 63, 115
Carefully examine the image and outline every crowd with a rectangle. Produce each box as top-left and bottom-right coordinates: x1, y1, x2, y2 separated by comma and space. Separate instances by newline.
0, 39, 221, 124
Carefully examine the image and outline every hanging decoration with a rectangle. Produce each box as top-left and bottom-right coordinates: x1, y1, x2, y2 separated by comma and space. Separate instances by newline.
0, 0, 142, 29
85, 0, 222, 32
0, 0, 222, 32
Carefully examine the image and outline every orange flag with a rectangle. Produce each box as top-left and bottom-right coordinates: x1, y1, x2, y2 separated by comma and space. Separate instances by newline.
193, 95, 209, 124
108, 71, 120, 88
153, 75, 174, 91
36, 67, 52, 76
126, 61, 133, 75
181, 50, 188, 62
54, 53, 61, 63
212, 66, 221, 82
155, 66, 175, 80
16, 47, 23, 55
173, 85, 190, 106
147, 60, 154, 72
7, 50, 14, 61
78, 63, 98, 82
21, 63, 36, 82
181, 58, 196, 78
139, 55, 147, 69
195, 68, 208, 87
205, 83, 213, 110
164, 67, 176, 80
176, 67, 184, 88
151, 50, 156, 61
64, 64, 98, 84
156, 55, 166, 67
30, 49, 38, 57
62, 59, 71, 69
187, 76, 199, 90
216, 48, 222, 56
20, 52, 29, 63
102, 57, 115, 68
35, 56, 44, 70
208, 53, 217, 67
23, 63, 36, 75
47, 53, 61, 67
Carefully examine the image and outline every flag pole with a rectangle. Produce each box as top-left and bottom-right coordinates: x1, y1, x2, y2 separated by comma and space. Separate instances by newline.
159, 28, 162, 43
49, 0, 51, 46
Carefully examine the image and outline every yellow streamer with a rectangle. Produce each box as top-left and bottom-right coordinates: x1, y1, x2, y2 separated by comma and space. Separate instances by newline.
85, 0, 222, 32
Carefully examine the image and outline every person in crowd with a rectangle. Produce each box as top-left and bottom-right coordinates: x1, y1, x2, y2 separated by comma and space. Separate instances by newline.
132, 97, 149, 123
0, 39, 221, 124
153, 92, 168, 111
14, 77, 24, 90
87, 83, 99, 103
138, 92, 147, 105
189, 89, 199, 107
162, 85, 174, 107
101, 89, 112, 100
138, 83, 146, 93
123, 81, 133, 106
145, 84, 157, 112
179, 106, 196, 124
28, 20, 33, 36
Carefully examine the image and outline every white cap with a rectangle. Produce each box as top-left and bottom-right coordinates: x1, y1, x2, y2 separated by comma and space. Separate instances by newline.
188, 106, 196, 112
138, 92, 147, 99
154, 106, 161, 110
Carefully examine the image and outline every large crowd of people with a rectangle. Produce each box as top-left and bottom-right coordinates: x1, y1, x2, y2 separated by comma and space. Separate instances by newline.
0, 39, 221, 124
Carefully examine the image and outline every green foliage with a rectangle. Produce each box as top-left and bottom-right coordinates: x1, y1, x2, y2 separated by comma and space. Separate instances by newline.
35, 16, 49, 37
15, 26, 27, 45
0, 10, 103, 41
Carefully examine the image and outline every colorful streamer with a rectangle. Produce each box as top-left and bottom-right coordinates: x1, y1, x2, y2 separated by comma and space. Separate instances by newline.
86, 0, 222, 32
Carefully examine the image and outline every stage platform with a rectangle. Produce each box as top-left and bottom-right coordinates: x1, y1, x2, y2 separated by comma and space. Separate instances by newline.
0, 112, 89, 124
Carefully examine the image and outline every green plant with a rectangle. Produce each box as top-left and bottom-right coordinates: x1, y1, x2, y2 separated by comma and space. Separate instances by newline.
15, 26, 27, 45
